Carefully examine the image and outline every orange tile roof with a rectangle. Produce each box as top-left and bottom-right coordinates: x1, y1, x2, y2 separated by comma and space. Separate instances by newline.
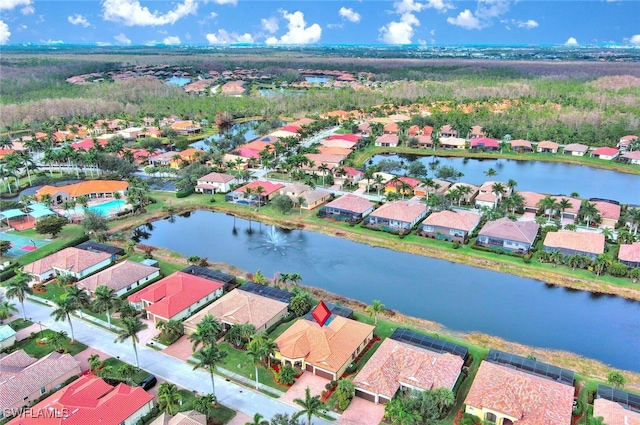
37, 180, 128, 199
177, 148, 205, 159
275, 317, 374, 374
543, 230, 605, 255
318, 146, 352, 156
241, 140, 273, 152
76, 260, 159, 294
24, 247, 111, 276
537, 140, 559, 149
385, 176, 421, 189
619, 242, 640, 262
423, 210, 480, 232
369, 201, 427, 224
593, 398, 640, 425
353, 339, 463, 399
323, 194, 375, 214
464, 361, 574, 425
593, 201, 621, 220
305, 153, 346, 165
235, 180, 285, 196
321, 139, 357, 149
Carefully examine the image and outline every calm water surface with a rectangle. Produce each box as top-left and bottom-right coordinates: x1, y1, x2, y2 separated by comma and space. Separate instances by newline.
136, 210, 640, 372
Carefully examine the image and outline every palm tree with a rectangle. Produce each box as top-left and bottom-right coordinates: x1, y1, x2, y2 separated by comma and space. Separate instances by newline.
507, 179, 517, 191
51, 298, 77, 341
289, 273, 302, 286
558, 198, 573, 224
578, 201, 601, 229
0, 299, 18, 323
254, 185, 266, 210
548, 250, 564, 267
592, 254, 613, 277
385, 397, 419, 425
65, 285, 90, 319
245, 413, 270, 425
193, 393, 217, 418
246, 338, 267, 390
297, 195, 305, 215
48, 330, 69, 352
365, 299, 385, 324
447, 187, 462, 207
537, 196, 559, 223
92, 285, 121, 329
5, 271, 33, 320
293, 387, 324, 425
114, 316, 148, 368
421, 177, 435, 204
318, 163, 330, 187
601, 227, 614, 243
157, 382, 182, 415
189, 314, 222, 352
623, 207, 640, 235
193, 343, 228, 398
156, 319, 184, 343
484, 167, 498, 178
373, 174, 385, 200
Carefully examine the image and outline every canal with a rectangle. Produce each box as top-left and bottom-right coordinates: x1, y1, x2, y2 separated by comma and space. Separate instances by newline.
135, 210, 640, 372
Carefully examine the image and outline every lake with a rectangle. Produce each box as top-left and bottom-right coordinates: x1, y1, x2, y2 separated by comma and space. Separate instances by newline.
371, 154, 640, 205
167, 76, 191, 87
135, 210, 640, 372
190, 121, 262, 150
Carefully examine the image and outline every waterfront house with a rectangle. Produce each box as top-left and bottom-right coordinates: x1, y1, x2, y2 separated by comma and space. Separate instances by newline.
439, 125, 458, 138
75, 240, 124, 261
439, 137, 466, 150
616, 135, 638, 152
298, 189, 332, 210
195, 172, 238, 194
318, 193, 375, 223
594, 385, 640, 425
303, 153, 345, 171
170, 120, 201, 135
536, 140, 559, 154
476, 218, 540, 253
418, 210, 481, 243
6, 375, 154, 425
618, 151, 640, 165
470, 137, 500, 151
469, 125, 485, 139
0, 324, 16, 349
383, 122, 399, 134
357, 122, 371, 137
474, 192, 498, 209
352, 338, 463, 405
384, 176, 421, 196
618, 242, 640, 268
36, 180, 128, 205
510, 139, 533, 153
318, 146, 352, 156
322, 138, 358, 150
147, 151, 176, 167
365, 200, 427, 232
416, 134, 433, 148
543, 230, 605, 259
593, 200, 621, 228
591, 147, 620, 160
183, 288, 288, 335
413, 179, 451, 197
358, 172, 394, 191
0, 350, 81, 415
333, 167, 364, 187
127, 272, 224, 324
171, 148, 205, 168
227, 180, 285, 206
375, 134, 400, 148
24, 247, 113, 282
563, 143, 589, 156
464, 361, 574, 425
446, 182, 480, 205
76, 260, 160, 297
518, 191, 581, 218
274, 316, 375, 380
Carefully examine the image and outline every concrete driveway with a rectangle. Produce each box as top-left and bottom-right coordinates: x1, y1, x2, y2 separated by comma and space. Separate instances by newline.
338, 397, 385, 425
162, 335, 193, 361
280, 372, 329, 407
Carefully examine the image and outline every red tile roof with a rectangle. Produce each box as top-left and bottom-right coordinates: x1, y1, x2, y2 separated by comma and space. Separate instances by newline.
619, 242, 640, 262
6, 375, 153, 425
470, 137, 499, 148
128, 272, 223, 320
235, 180, 285, 196
323, 194, 375, 214
593, 201, 621, 220
593, 398, 640, 425
234, 147, 261, 159
464, 361, 574, 425
622, 151, 640, 161
511, 139, 532, 148
369, 201, 427, 224
422, 210, 481, 232
326, 134, 359, 143
543, 230, 605, 255
592, 147, 619, 156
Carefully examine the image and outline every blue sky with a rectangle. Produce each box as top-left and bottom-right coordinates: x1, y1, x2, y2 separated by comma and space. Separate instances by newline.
0, 0, 638, 47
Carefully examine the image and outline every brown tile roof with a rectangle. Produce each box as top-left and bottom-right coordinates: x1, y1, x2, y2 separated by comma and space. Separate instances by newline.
275, 317, 374, 374
464, 361, 574, 425
301, 189, 332, 205
76, 260, 159, 294
564, 143, 589, 153
353, 339, 463, 399
324, 194, 375, 214
369, 201, 427, 224
375, 134, 399, 144
423, 211, 480, 232
0, 350, 81, 410
519, 192, 581, 214
537, 140, 559, 149
479, 218, 540, 244
619, 242, 640, 262
197, 172, 236, 184
318, 146, 352, 156
593, 201, 621, 220
543, 230, 605, 255
150, 410, 207, 425
305, 153, 346, 165
184, 288, 288, 331
593, 398, 640, 425
511, 139, 532, 148
24, 247, 111, 276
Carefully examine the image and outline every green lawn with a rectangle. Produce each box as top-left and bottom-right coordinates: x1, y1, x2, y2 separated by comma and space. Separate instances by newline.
8, 318, 33, 331
174, 390, 237, 424
33, 282, 66, 302
128, 253, 184, 276
216, 342, 288, 392
15, 225, 86, 266
267, 319, 297, 339
101, 357, 151, 384
13, 329, 88, 358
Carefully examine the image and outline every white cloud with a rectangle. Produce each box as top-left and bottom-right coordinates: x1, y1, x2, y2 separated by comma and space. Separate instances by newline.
68, 14, 90, 27
0, 20, 10, 45
206, 29, 253, 44
210, 12, 217, 18
515, 19, 538, 29
565, 37, 578, 46
630, 34, 640, 45
21, 5, 34, 14
211, 0, 237, 4
261, 17, 279, 34
102, 0, 197, 26
96, 41, 112, 46
379, 12, 420, 44
425, 0, 453, 12
0, 0, 31, 11
265, 10, 321, 45
447, 0, 510, 30
114, 32, 131, 45
41, 39, 64, 44
163, 35, 181, 45
447, 9, 481, 30
339, 7, 361, 23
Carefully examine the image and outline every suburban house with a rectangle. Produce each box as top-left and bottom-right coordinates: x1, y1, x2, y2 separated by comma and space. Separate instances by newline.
298, 189, 332, 210
593, 386, 640, 425
352, 338, 464, 405
469, 125, 485, 139
439, 137, 466, 150
127, 272, 224, 324
147, 151, 176, 167
0, 350, 81, 415
419, 210, 481, 243
470, 137, 500, 151
510, 139, 533, 153
24, 247, 113, 282
384, 176, 421, 196
0, 324, 16, 349
172, 148, 205, 167
619, 151, 640, 165
476, 218, 540, 253
415, 135, 433, 148
475, 192, 498, 209
536, 140, 559, 154
220, 80, 246, 96
364, 201, 427, 232
195, 172, 238, 194
6, 375, 154, 425
464, 361, 574, 425
150, 411, 206, 425
76, 260, 160, 297
563, 143, 589, 156
593, 200, 621, 228
543, 230, 605, 259
181, 266, 237, 291
358, 172, 394, 191
519, 192, 581, 218
618, 242, 640, 268
375, 134, 400, 147
591, 147, 620, 160
274, 316, 375, 380
75, 241, 124, 262
447, 182, 480, 205
227, 180, 285, 206
303, 154, 345, 171
322, 138, 358, 149
318, 193, 375, 223
617, 135, 638, 152
357, 122, 371, 137
170, 120, 201, 135
318, 146, 352, 156
414, 179, 451, 197
333, 167, 364, 187
36, 180, 128, 205
383, 122, 399, 134
439, 125, 458, 138
183, 288, 288, 335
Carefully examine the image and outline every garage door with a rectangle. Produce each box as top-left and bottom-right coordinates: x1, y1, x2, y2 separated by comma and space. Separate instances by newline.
306, 364, 314, 372
355, 389, 376, 402
314, 368, 334, 380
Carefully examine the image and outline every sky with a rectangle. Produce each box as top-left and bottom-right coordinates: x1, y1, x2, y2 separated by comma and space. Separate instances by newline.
0, 0, 639, 47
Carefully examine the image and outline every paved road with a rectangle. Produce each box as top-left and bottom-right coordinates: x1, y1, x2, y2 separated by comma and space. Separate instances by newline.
22, 298, 333, 424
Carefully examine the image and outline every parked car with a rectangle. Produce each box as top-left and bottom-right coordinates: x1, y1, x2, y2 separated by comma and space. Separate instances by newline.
139, 374, 157, 390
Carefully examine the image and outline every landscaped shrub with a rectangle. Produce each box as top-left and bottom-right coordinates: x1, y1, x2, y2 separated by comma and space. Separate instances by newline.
459, 413, 482, 425
276, 364, 297, 386
452, 241, 461, 249
608, 262, 628, 277
523, 253, 533, 264
175, 186, 195, 198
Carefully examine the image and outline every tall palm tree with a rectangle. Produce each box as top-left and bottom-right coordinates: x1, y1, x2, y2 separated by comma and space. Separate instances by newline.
193, 343, 227, 398
51, 298, 77, 341
623, 207, 640, 235
318, 163, 330, 187
254, 185, 265, 210
114, 317, 148, 368
65, 285, 90, 319
92, 285, 121, 329
157, 382, 182, 415
365, 299, 385, 325
293, 387, 324, 425
447, 187, 462, 207
484, 167, 498, 178
5, 271, 33, 320
385, 397, 419, 425
578, 201, 601, 229
247, 338, 267, 390
193, 393, 217, 418
261, 337, 278, 368
537, 196, 559, 223
0, 299, 18, 323
558, 198, 573, 224
373, 174, 385, 200
189, 314, 222, 352
289, 273, 302, 286
245, 413, 270, 425
421, 177, 435, 204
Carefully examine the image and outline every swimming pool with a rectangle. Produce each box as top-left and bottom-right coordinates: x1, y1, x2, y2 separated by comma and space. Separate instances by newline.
71, 200, 125, 216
